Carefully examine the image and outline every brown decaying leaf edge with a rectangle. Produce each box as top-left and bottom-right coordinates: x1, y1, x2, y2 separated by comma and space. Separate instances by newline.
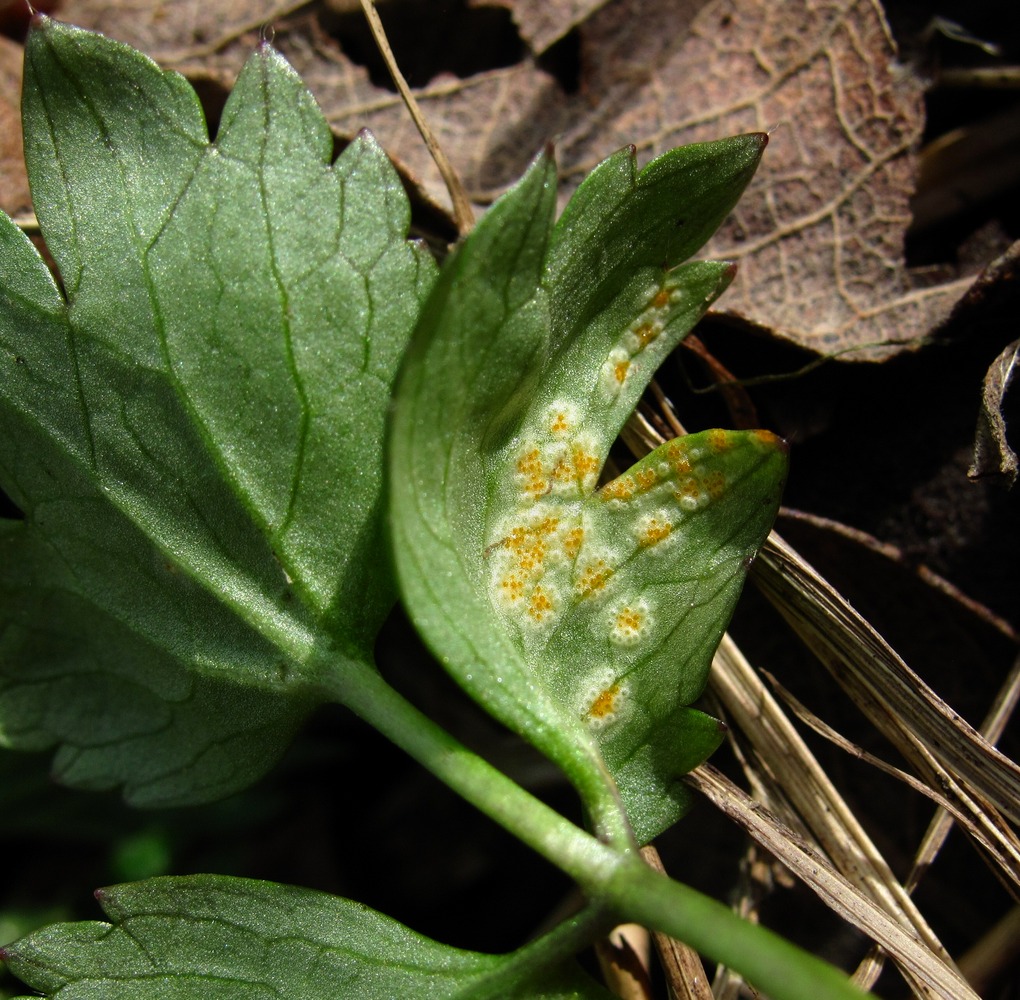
477, 0, 612, 55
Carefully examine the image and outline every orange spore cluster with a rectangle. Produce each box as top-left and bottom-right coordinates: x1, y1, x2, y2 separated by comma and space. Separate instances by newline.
705, 471, 726, 500
549, 411, 572, 435
528, 586, 555, 622
601, 476, 635, 501
586, 683, 621, 720
633, 322, 660, 349
707, 428, 734, 452
572, 446, 599, 482
498, 517, 560, 572
499, 574, 525, 603
516, 448, 548, 497
516, 536, 546, 571
666, 442, 692, 475
614, 605, 645, 638
550, 445, 599, 490
639, 517, 672, 547
675, 477, 703, 502
635, 467, 658, 491
576, 559, 613, 597
563, 526, 584, 559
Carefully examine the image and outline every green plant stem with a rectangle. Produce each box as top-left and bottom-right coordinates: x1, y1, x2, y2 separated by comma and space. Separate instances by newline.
315, 655, 868, 1000
315, 654, 617, 881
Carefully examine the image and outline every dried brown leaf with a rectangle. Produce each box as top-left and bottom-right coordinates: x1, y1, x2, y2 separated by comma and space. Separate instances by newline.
61, 0, 312, 62
558, 0, 974, 357
0, 34, 30, 219
52, 0, 993, 355
475, 0, 610, 53
969, 337, 1019, 487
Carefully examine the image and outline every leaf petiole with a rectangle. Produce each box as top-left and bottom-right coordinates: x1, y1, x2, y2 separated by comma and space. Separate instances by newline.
314, 654, 868, 1000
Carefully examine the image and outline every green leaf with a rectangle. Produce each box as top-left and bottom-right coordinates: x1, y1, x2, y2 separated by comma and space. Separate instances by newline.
0, 18, 436, 804
0, 876, 613, 1000
390, 139, 786, 842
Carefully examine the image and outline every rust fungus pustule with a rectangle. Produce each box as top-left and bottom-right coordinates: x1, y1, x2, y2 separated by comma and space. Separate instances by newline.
575, 557, 613, 597
610, 600, 651, 645
636, 513, 673, 548
586, 683, 621, 720
581, 674, 631, 730
527, 585, 556, 622
707, 428, 735, 453
752, 428, 786, 452
600, 476, 635, 502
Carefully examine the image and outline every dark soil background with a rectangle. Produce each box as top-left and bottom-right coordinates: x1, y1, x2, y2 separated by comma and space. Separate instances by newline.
2, 1, 1019, 998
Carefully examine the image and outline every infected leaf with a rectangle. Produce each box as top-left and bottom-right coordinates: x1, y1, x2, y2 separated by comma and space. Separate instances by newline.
390, 136, 787, 842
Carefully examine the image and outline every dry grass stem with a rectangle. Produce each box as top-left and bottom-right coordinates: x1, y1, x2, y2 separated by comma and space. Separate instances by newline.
358, 0, 476, 234
753, 534, 1020, 876
709, 634, 959, 995
905, 649, 1020, 894
10, 213, 40, 234
640, 846, 714, 1000
594, 924, 654, 1000
687, 765, 978, 999
956, 904, 1020, 994
763, 668, 1020, 887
